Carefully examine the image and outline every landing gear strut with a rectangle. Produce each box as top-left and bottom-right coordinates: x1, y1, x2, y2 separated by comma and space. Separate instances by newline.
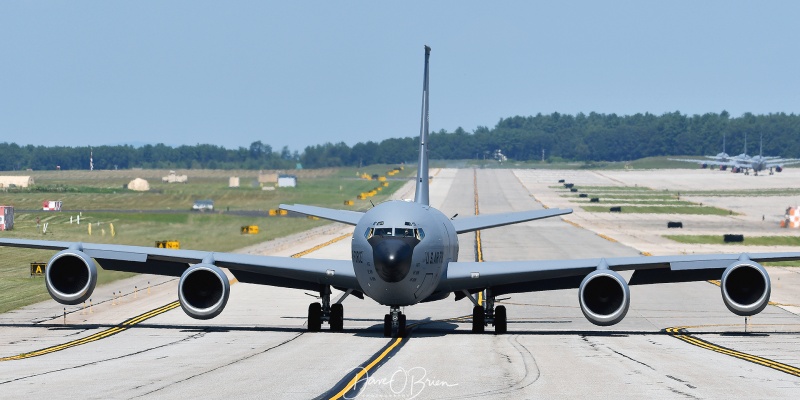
466, 289, 507, 334
307, 285, 345, 332
383, 306, 406, 337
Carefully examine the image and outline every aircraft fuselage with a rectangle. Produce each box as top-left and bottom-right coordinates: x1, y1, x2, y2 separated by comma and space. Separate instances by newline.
351, 200, 458, 306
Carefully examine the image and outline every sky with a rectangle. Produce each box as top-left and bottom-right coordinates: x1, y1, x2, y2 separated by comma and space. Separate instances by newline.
2, 1, 799, 152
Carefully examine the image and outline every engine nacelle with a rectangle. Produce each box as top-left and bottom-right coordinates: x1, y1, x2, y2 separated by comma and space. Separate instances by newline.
721, 261, 770, 316
178, 263, 230, 320
776, 166, 783, 173
45, 250, 98, 305
579, 270, 630, 326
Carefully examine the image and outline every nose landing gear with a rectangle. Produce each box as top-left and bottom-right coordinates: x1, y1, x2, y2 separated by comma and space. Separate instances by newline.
383, 306, 406, 337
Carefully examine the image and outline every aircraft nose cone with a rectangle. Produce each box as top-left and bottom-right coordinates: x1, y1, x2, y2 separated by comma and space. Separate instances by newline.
370, 237, 414, 283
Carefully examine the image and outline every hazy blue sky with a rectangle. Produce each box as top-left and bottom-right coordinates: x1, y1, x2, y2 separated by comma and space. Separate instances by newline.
2, 2, 798, 151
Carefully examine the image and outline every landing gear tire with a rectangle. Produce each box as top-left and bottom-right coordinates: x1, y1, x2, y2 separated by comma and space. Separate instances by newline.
398, 314, 407, 337
494, 305, 507, 334
330, 303, 344, 332
383, 314, 392, 337
472, 305, 485, 333
308, 303, 322, 332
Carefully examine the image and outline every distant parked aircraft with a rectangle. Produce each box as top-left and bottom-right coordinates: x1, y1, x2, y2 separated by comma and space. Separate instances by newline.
671, 133, 800, 175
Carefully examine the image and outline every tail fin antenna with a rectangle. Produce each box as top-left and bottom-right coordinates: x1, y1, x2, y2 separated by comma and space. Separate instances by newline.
414, 45, 431, 206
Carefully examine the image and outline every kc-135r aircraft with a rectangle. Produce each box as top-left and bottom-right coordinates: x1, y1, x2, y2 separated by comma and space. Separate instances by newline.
2, 46, 800, 337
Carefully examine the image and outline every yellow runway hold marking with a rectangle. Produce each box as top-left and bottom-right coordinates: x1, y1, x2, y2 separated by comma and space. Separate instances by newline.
0, 301, 180, 361
666, 326, 800, 377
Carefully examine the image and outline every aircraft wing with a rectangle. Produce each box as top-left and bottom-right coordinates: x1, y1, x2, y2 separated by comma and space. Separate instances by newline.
766, 159, 800, 168
668, 157, 743, 167
280, 204, 364, 225
0, 238, 361, 292
451, 208, 572, 234
669, 157, 714, 164
438, 252, 800, 295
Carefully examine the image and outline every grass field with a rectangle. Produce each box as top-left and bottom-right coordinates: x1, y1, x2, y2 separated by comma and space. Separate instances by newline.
581, 205, 735, 215
676, 188, 800, 197
573, 199, 694, 205
664, 235, 800, 246
0, 166, 409, 313
558, 184, 736, 215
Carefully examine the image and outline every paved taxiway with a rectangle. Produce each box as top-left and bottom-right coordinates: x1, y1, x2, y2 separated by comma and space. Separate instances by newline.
1, 168, 800, 399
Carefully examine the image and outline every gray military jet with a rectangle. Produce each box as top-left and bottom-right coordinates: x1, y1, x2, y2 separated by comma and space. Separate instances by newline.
671, 132, 799, 174
2, 46, 799, 337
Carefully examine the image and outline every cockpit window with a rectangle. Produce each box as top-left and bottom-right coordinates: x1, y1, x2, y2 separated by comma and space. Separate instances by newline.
374, 228, 394, 236
399, 228, 415, 238
366, 227, 424, 241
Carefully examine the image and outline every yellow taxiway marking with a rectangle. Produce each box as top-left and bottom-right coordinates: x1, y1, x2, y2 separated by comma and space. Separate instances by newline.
290, 234, 350, 258
0, 301, 180, 361
330, 336, 405, 400
329, 315, 471, 400
666, 326, 800, 377
1, 232, 351, 362
473, 169, 485, 305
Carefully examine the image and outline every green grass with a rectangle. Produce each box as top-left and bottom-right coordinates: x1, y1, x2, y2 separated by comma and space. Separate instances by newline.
664, 235, 800, 246
581, 205, 735, 215
561, 184, 735, 215
0, 166, 407, 313
573, 199, 694, 205
763, 261, 800, 267
675, 188, 800, 197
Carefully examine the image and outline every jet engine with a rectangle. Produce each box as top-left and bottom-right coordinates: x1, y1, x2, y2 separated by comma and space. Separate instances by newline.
720, 260, 770, 316
579, 270, 630, 326
45, 249, 97, 305
776, 166, 783, 173
178, 264, 230, 320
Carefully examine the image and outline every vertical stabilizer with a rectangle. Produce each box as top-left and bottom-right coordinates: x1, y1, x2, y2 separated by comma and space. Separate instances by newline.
414, 45, 431, 205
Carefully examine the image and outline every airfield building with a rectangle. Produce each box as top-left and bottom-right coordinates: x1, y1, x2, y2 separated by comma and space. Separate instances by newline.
0, 176, 34, 188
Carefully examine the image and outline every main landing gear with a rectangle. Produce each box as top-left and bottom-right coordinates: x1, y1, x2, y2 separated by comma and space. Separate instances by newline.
383, 306, 406, 337
466, 289, 507, 334
307, 285, 345, 332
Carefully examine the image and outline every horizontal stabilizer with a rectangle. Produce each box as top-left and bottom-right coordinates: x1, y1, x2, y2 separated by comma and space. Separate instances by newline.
451, 208, 572, 234
279, 204, 364, 226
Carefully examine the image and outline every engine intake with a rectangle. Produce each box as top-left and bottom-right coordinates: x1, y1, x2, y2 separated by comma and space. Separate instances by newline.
178, 264, 230, 320
46, 250, 98, 305
721, 261, 770, 316
579, 270, 630, 326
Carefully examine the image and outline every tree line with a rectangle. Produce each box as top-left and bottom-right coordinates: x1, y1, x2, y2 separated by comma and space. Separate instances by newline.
2, 111, 799, 171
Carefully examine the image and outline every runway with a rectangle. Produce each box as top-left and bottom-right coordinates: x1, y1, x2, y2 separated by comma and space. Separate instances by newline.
2, 168, 800, 399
